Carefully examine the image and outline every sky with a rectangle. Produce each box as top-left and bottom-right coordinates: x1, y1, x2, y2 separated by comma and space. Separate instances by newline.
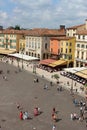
0, 0, 87, 29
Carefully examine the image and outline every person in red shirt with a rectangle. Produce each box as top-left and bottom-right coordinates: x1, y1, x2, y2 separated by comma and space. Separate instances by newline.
19, 111, 23, 120
34, 107, 38, 116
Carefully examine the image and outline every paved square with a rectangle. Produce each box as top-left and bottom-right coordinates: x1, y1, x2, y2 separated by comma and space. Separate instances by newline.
0, 62, 87, 130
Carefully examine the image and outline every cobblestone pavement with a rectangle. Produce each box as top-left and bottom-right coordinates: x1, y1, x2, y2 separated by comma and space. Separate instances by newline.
0, 60, 87, 130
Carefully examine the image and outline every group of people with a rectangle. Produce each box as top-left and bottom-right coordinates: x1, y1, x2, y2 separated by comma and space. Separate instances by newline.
71, 97, 87, 126
52, 108, 58, 123
19, 106, 41, 120
70, 113, 78, 120
19, 111, 29, 120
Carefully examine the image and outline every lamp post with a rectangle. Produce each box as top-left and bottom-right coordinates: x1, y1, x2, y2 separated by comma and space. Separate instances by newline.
20, 47, 24, 69
21, 49, 24, 69
71, 78, 73, 94
33, 63, 36, 74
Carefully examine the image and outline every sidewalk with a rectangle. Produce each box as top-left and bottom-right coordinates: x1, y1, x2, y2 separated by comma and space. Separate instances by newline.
5, 59, 86, 98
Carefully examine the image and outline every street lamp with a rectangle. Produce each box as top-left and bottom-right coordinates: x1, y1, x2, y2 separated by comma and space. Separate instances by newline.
21, 48, 24, 69
33, 63, 36, 74
20, 47, 24, 69
71, 78, 73, 94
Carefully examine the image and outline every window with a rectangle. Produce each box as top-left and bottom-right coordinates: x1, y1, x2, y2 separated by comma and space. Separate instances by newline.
32, 42, 34, 48
77, 44, 80, 47
81, 52, 84, 59
35, 43, 37, 49
45, 43, 47, 49
66, 48, 68, 53
77, 51, 79, 58
38, 42, 40, 48
81, 44, 84, 48
66, 42, 68, 46
70, 42, 72, 46
83, 35, 85, 39
26, 42, 28, 47
12, 39, 16, 43
69, 55, 72, 60
29, 52, 31, 56
10, 39, 12, 43
38, 54, 40, 58
67, 33, 69, 36
78, 35, 80, 39
69, 49, 72, 53
65, 55, 67, 59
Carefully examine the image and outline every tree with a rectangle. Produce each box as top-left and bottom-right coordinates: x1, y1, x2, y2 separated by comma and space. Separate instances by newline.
14, 25, 20, 30
51, 74, 60, 83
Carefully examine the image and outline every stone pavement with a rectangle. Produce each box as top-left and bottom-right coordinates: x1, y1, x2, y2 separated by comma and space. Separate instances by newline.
7, 59, 86, 98
0, 60, 87, 130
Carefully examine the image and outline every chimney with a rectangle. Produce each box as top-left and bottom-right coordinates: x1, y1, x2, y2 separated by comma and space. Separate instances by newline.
60, 25, 65, 30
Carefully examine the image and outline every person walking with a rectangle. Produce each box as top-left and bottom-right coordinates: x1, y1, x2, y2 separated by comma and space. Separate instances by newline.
70, 113, 73, 120
52, 124, 56, 130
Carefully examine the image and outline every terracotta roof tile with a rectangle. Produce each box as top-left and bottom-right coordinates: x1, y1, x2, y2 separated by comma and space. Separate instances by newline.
0, 28, 66, 36
76, 30, 87, 35
66, 24, 85, 29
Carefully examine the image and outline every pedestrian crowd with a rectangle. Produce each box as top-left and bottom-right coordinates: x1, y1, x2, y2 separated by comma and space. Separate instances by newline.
71, 97, 87, 127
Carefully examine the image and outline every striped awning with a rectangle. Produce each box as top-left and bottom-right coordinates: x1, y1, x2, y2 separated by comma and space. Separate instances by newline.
75, 69, 87, 79
48, 60, 67, 67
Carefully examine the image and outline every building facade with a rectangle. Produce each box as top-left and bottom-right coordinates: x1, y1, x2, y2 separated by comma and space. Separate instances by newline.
0, 29, 25, 55
50, 38, 61, 59
60, 37, 76, 67
25, 35, 50, 60
25, 28, 65, 60
74, 30, 87, 67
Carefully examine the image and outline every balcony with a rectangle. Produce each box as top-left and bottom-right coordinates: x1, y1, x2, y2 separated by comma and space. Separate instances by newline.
75, 58, 87, 63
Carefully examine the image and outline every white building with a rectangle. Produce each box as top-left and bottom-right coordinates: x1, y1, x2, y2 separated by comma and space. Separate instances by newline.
25, 28, 65, 60
74, 30, 87, 67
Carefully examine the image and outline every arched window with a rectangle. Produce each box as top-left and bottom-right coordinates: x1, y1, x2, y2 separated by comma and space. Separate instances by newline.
29, 52, 31, 56
35, 53, 36, 57
38, 54, 40, 58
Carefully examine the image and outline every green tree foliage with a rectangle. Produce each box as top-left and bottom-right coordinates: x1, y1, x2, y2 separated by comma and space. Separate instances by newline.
51, 74, 60, 80
14, 25, 20, 30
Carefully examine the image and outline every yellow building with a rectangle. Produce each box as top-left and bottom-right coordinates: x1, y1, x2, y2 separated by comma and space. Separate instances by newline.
0, 29, 26, 55
19, 36, 26, 53
60, 37, 76, 67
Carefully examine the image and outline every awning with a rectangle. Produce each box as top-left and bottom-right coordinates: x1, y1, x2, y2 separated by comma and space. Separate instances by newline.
0, 49, 16, 54
64, 67, 86, 74
48, 60, 67, 67
39, 59, 56, 65
8, 53, 39, 61
75, 69, 87, 79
